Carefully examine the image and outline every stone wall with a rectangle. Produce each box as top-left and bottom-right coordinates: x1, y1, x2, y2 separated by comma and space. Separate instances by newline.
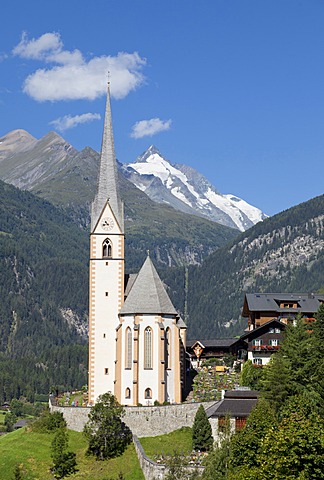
133, 435, 165, 480
133, 435, 205, 480
123, 402, 215, 437
49, 398, 216, 437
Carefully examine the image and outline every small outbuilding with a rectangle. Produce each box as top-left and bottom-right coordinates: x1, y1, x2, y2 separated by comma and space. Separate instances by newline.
206, 389, 259, 444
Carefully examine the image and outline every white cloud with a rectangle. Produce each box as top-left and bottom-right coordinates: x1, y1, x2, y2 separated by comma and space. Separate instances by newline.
131, 118, 172, 139
49, 112, 101, 132
12, 32, 146, 102
12, 32, 63, 60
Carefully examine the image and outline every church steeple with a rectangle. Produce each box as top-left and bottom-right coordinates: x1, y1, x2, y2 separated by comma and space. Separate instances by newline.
91, 83, 124, 231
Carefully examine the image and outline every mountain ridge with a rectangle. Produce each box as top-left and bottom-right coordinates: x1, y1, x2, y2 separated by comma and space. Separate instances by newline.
123, 144, 267, 231
0, 130, 267, 232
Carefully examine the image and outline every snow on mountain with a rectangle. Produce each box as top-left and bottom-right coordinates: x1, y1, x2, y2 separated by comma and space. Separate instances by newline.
122, 145, 268, 231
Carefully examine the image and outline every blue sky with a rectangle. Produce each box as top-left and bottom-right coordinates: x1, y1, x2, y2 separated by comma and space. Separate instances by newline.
1, 0, 324, 216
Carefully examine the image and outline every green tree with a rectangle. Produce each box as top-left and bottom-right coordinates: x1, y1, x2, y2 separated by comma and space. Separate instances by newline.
10, 399, 24, 417
240, 360, 264, 389
83, 392, 132, 460
192, 405, 213, 452
4, 412, 17, 432
259, 353, 290, 414
229, 398, 276, 471
258, 403, 324, 479
32, 410, 66, 433
279, 315, 312, 395
307, 304, 324, 412
51, 427, 77, 479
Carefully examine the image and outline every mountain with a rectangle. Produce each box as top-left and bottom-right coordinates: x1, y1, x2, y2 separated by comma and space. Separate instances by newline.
166, 194, 324, 340
0, 129, 239, 266
0, 162, 323, 402
0, 179, 88, 402
122, 145, 267, 231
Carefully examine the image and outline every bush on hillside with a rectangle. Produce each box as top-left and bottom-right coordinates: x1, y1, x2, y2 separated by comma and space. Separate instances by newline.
32, 410, 66, 433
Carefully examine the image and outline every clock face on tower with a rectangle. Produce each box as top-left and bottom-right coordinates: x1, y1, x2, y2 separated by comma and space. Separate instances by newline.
101, 217, 115, 231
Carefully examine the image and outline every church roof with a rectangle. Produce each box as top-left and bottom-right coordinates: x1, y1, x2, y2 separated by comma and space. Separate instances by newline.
120, 256, 178, 316
91, 84, 123, 231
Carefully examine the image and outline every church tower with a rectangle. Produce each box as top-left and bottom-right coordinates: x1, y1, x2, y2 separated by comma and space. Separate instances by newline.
88, 82, 187, 406
88, 84, 124, 405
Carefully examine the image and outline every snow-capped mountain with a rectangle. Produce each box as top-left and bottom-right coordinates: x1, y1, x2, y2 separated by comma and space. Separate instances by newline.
122, 145, 268, 231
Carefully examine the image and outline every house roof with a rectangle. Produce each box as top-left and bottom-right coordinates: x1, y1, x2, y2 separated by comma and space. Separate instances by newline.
242, 293, 323, 317
188, 338, 243, 349
120, 255, 180, 316
240, 318, 286, 341
207, 390, 259, 418
14, 419, 28, 428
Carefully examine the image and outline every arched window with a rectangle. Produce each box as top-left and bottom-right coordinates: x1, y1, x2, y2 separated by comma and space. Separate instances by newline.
144, 327, 152, 369
125, 327, 132, 369
165, 327, 171, 369
102, 238, 112, 258
145, 388, 152, 399
125, 388, 131, 399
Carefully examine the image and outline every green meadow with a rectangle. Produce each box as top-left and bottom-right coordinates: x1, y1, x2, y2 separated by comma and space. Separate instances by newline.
0, 427, 144, 480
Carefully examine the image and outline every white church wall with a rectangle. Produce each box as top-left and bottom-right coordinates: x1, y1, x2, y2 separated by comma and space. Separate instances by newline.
137, 315, 161, 405
120, 315, 136, 406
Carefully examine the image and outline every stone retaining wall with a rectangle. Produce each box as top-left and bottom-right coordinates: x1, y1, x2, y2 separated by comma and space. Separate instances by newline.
133, 435, 165, 480
133, 435, 205, 480
49, 398, 216, 437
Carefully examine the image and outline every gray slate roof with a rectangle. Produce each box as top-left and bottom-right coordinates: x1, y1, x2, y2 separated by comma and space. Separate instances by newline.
240, 318, 286, 340
207, 390, 259, 418
243, 293, 324, 315
91, 84, 124, 231
188, 338, 241, 348
120, 256, 179, 316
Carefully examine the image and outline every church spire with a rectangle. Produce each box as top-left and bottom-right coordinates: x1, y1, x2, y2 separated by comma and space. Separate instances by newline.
91, 82, 124, 231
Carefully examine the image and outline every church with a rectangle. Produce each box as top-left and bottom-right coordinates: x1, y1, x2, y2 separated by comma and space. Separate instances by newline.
88, 85, 187, 406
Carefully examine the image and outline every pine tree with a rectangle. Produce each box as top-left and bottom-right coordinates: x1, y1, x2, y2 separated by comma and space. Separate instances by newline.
307, 304, 324, 412
51, 427, 77, 479
192, 405, 213, 452
260, 353, 290, 414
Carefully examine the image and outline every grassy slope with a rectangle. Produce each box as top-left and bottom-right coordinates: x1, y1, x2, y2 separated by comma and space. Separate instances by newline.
0, 428, 144, 480
140, 427, 193, 459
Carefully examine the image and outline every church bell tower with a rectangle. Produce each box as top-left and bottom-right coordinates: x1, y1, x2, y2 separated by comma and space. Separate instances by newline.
88, 83, 124, 404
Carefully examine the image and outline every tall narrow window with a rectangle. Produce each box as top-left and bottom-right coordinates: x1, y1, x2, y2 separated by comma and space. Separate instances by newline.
102, 238, 112, 258
165, 328, 171, 369
125, 388, 131, 399
144, 327, 152, 369
125, 327, 132, 369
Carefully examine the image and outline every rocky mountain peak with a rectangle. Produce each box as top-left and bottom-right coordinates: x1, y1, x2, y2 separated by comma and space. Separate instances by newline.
123, 145, 267, 232
136, 145, 162, 163
0, 129, 38, 160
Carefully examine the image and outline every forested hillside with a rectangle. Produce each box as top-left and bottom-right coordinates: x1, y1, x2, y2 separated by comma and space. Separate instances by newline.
0, 177, 323, 401
0, 179, 237, 401
0, 180, 88, 402
177, 194, 324, 339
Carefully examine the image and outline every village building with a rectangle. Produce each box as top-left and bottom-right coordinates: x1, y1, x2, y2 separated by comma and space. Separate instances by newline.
187, 338, 247, 368
206, 389, 259, 444
88, 85, 186, 406
240, 319, 286, 366
242, 292, 323, 329
241, 292, 324, 365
